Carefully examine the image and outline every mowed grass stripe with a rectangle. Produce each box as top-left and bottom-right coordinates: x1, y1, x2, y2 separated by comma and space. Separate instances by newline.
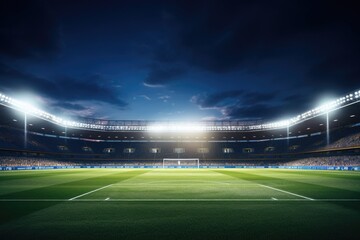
0, 170, 149, 225
1, 168, 360, 239
260, 169, 360, 192
268, 169, 360, 180
0, 169, 129, 197
0, 169, 97, 182
252, 169, 360, 196
1, 201, 359, 240
2, 198, 360, 202
214, 170, 360, 199
1, 170, 149, 199
85, 169, 287, 200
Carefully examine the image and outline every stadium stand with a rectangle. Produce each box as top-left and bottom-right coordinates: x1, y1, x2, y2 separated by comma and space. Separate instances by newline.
1, 155, 359, 167
0, 91, 360, 168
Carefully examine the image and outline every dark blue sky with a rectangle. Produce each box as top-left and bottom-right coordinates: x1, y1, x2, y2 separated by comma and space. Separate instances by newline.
0, 0, 359, 121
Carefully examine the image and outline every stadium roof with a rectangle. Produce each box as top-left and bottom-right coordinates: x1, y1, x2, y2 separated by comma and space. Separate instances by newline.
0, 89, 360, 132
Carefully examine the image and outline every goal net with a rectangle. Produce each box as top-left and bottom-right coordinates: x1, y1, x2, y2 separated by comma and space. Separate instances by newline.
162, 158, 200, 168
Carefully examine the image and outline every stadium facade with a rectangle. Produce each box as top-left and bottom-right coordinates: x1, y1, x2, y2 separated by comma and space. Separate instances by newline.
0, 90, 359, 169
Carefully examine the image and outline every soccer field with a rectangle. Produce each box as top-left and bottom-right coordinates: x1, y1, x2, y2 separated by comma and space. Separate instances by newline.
0, 169, 359, 240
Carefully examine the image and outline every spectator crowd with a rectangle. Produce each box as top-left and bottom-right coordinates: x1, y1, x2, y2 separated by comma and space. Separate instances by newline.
1, 155, 359, 167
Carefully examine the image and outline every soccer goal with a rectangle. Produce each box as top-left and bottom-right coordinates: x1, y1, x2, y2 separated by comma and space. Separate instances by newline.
162, 158, 200, 168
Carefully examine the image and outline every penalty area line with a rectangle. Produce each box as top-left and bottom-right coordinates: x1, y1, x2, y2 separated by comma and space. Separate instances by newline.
68, 184, 114, 201
258, 184, 314, 201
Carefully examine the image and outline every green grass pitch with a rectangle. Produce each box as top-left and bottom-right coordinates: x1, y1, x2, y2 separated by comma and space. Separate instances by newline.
0, 168, 359, 240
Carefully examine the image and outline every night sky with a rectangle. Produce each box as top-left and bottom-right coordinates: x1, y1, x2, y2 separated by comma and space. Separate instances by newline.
0, 0, 359, 121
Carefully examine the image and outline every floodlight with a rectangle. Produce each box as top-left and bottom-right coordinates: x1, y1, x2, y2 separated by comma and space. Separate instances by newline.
147, 123, 205, 132
11, 99, 39, 114
1, 89, 360, 132
263, 119, 290, 129
147, 125, 166, 132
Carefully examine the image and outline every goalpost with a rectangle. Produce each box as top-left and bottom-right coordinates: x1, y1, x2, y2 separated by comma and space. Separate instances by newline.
162, 158, 200, 168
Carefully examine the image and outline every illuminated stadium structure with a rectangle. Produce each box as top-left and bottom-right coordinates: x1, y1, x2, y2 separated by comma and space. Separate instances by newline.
0, 89, 360, 169
1, 90, 360, 132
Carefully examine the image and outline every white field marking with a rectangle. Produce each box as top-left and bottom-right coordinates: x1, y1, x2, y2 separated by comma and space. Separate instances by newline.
112, 183, 252, 187
68, 184, 114, 201
0, 199, 68, 202
82, 198, 304, 202
271, 197, 278, 201
258, 184, 314, 201
0, 198, 360, 202
0, 198, 301, 202
105, 197, 110, 201
116, 180, 235, 186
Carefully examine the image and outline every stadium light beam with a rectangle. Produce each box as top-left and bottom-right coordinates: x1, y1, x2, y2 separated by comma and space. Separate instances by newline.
148, 123, 206, 132
1, 89, 360, 132
24, 112, 27, 149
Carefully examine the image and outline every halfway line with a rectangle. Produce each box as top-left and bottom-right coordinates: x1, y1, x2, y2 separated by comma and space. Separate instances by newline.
258, 184, 314, 201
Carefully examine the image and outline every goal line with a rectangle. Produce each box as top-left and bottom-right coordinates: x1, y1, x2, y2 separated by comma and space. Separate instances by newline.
162, 158, 200, 168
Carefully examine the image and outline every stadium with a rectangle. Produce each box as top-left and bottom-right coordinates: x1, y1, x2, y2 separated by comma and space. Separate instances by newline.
0, 90, 359, 239
1, 90, 360, 169
1, 1, 360, 239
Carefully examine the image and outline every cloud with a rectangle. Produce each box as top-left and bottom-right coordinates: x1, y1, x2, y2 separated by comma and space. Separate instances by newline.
191, 91, 243, 109
0, 63, 128, 111
160, 0, 360, 73
221, 103, 276, 120
2, 0, 358, 121
191, 90, 308, 120
147, 0, 360, 96
0, 62, 54, 92
51, 76, 128, 107
221, 94, 312, 120
49, 101, 97, 118
144, 65, 185, 87
51, 102, 88, 111
0, 0, 60, 59
45, 98, 104, 118
0, 0, 131, 118
306, 52, 360, 92
158, 95, 171, 103
134, 95, 151, 101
